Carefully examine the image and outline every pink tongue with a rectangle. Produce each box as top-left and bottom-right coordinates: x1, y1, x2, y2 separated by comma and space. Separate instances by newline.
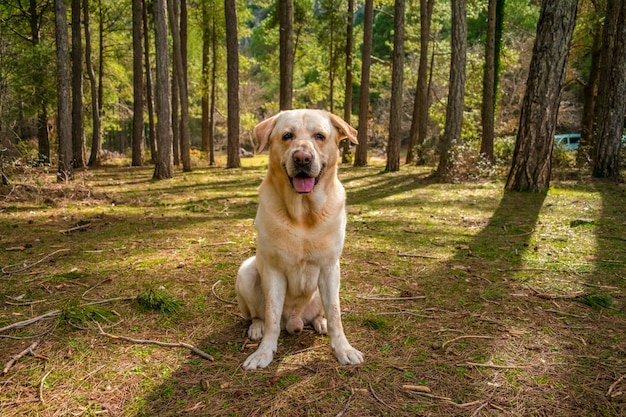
292, 177, 316, 193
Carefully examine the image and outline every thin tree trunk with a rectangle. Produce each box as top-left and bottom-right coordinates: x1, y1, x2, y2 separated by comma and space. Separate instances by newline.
55, 0, 73, 181
592, 0, 626, 179
407, 0, 434, 165
168, 0, 191, 172
143, 0, 157, 163
171, 72, 180, 166
436, 0, 467, 179
201, 0, 210, 153
279, 0, 294, 110
71, 0, 85, 168
85, 0, 102, 167
152, 0, 174, 179
225, 0, 240, 168
480, 0, 497, 163
29, 0, 51, 164
578, 21, 601, 165
131, 0, 145, 166
385, 0, 405, 173
505, 0, 578, 192
341, 0, 354, 163
353, 0, 373, 167
209, 10, 217, 165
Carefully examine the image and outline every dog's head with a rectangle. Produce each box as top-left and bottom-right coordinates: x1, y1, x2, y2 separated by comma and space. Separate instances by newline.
254, 110, 358, 194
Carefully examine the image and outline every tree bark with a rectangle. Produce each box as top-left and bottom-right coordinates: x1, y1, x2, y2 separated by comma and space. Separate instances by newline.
436, 0, 467, 179
406, 0, 434, 165
29, 0, 51, 164
578, 17, 601, 165
385, 0, 405, 172
152, 0, 174, 179
279, 0, 294, 110
592, 0, 626, 179
353, 0, 373, 167
85, 0, 103, 167
505, 0, 578, 192
55, 0, 73, 181
131, 0, 145, 167
71, 0, 85, 168
225, 0, 240, 168
480, 0, 497, 163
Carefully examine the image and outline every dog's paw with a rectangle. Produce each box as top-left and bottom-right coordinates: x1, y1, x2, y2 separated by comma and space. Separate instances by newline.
242, 349, 274, 370
312, 316, 327, 335
247, 319, 264, 340
334, 346, 364, 366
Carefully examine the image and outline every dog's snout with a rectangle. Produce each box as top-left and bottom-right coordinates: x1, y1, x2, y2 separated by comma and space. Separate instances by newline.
293, 150, 313, 167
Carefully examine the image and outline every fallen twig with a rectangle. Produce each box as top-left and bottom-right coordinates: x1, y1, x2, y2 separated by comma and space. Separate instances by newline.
376, 310, 436, 319
3, 338, 46, 374
441, 335, 495, 350
96, 323, 214, 361
1, 248, 70, 275
357, 295, 426, 301
82, 277, 113, 300
39, 368, 53, 404
211, 280, 237, 304
607, 374, 626, 398
527, 285, 584, 300
461, 361, 529, 369
369, 383, 395, 411
397, 253, 442, 259
61, 223, 91, 234
335, 388, 356, 417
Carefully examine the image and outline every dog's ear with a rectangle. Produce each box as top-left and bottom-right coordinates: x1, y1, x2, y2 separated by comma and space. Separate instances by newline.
327, 112, 358, 145
254, 113, 279, 152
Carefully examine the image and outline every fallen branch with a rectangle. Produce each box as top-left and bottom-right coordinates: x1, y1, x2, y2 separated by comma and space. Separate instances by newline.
527, 285, 584, 300
369, 383, 395, 411
211, 280, 237, 305
96, 323, 214, 361
1, 248, 70, 275
397, 253, 442, 260
61, 223, 91, 234
357, 295, 426, 301
3, 338, 47, 374
460, 361, 529, 369
441, 335, 495, 350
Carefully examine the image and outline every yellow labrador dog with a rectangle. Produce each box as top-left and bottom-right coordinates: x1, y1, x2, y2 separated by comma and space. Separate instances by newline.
235, 109, 364, 370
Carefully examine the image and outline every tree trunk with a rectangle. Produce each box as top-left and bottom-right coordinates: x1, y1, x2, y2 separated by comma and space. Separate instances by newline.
578, 18, 601, 165
71, 0, 85, 168
353, 0, 373, 167
143, 0, 157, 163
29, 0, 51, 164
85, 0, 103, 167
131, 0, 145, 167
55, 0, 73, 181
152, 0, 174, 179
209, 11, 217, 165
201, 0, 210, 153
406, 0, 434, 165
505, 0, 578, 192
171, 72, 180, 166
168, 0, 191, 172
279, 0, 294, 110
436, 0, 467, 179
341, 0, 354, 163
385, 0, 405, 172
479, 0, 497, 163
225, 0, 240, 168
592, 0, 626, 179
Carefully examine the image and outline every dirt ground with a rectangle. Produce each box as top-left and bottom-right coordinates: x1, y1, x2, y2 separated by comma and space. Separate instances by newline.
1, 162, 625, 416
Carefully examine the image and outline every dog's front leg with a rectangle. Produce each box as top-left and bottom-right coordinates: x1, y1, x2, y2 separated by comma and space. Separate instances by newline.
319, 262, 364, 366
242, 270, 286, 370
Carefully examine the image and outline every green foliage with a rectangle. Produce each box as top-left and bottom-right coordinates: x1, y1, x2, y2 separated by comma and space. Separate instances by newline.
135, 288, 182, 315
575, 294, 613, 310
63, 304, 119, 326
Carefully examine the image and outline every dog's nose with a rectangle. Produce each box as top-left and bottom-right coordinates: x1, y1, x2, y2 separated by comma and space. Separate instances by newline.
293, 150, 313, 167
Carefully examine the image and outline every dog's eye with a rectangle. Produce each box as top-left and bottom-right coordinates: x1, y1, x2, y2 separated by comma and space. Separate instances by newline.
282, 132, 293, 141
314, 133, 325, 141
